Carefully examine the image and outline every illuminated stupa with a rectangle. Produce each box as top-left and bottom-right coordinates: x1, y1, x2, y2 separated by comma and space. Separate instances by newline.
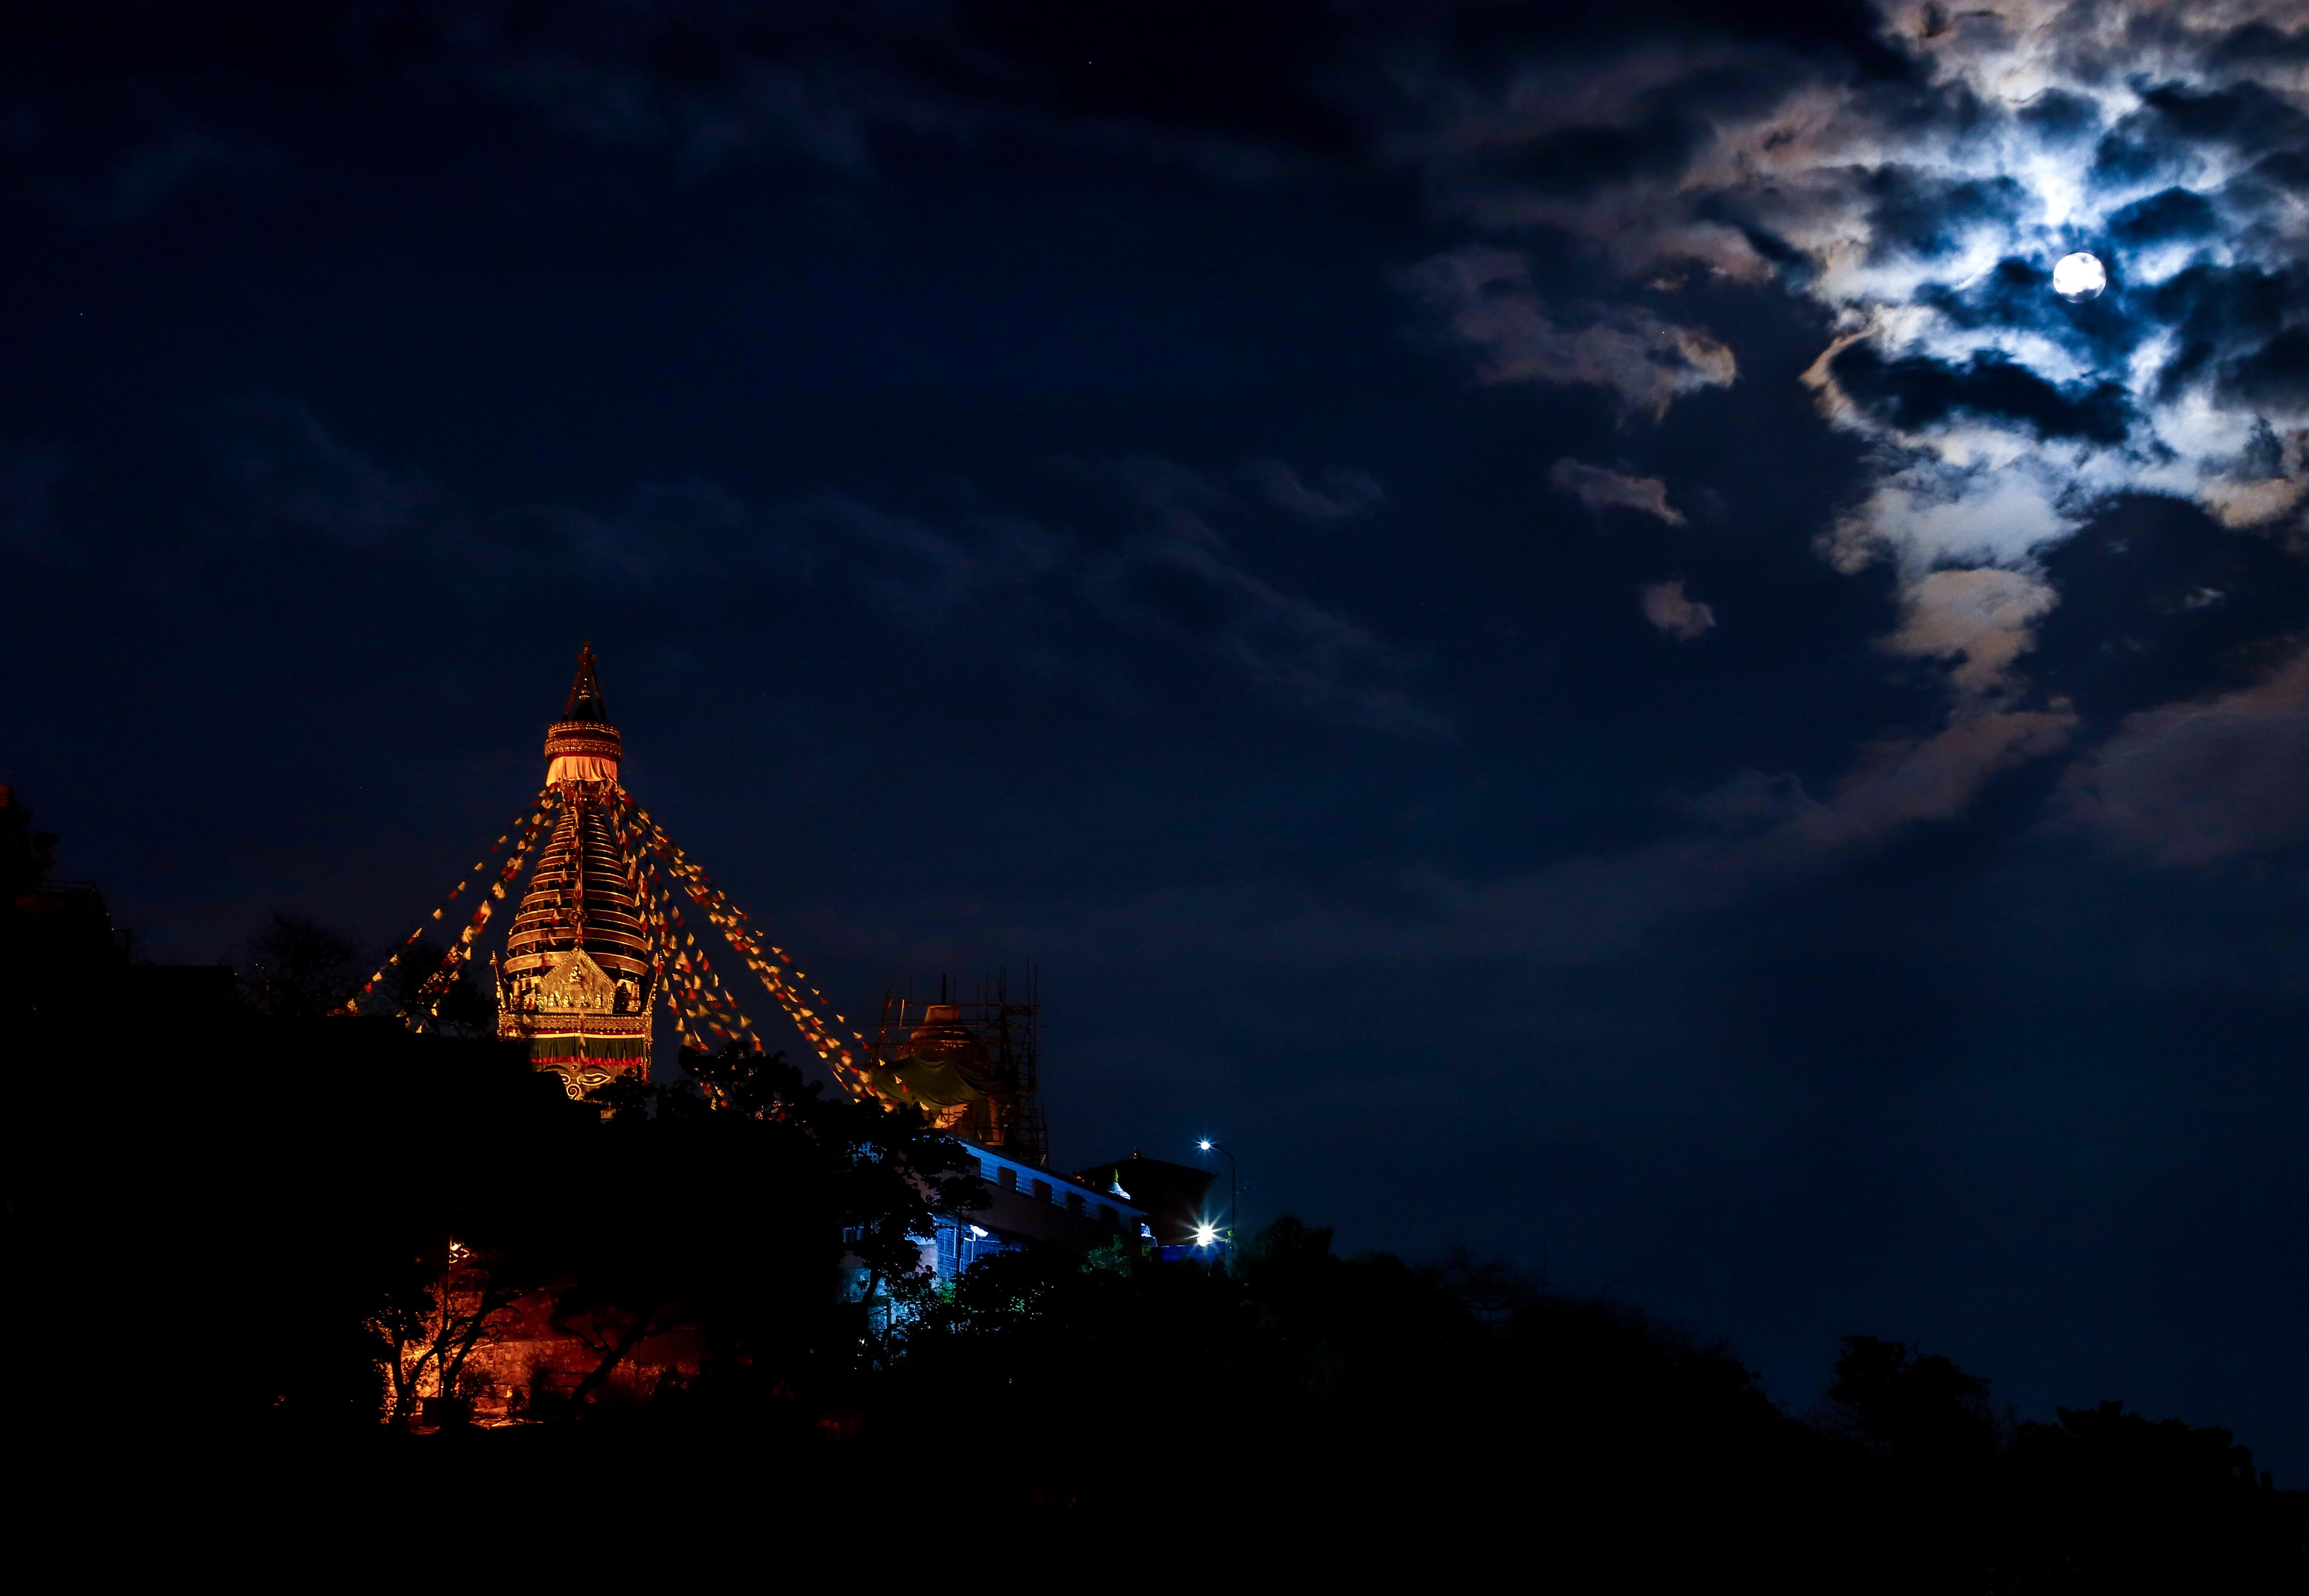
348, 641, 904, 1105
494, 645, 654, 1096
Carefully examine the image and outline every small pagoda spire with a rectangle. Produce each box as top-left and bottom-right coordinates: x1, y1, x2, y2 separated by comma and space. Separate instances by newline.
563, 640, 611, 725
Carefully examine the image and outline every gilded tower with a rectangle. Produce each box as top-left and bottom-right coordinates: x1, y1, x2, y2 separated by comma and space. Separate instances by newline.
494, 644, 654, 1096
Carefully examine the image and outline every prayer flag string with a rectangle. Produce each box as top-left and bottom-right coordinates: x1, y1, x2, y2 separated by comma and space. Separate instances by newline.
625, 804, 880, 1098
411, 792, 561, 1022
345, 786, 555, 1015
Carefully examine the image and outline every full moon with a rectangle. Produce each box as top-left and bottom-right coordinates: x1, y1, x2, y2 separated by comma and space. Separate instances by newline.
2052, 251, 2107, 301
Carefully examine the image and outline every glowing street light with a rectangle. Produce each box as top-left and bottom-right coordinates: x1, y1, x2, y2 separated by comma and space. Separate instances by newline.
1194, 1137, 1238, 1265
1193, 1221, 1219, 1248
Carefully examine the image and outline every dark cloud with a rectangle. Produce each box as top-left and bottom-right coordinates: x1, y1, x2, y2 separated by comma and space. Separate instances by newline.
2132, 79, 2309, 155
2027, 494, 2309, 730
357, 0, 1387, 178
1912, 258, 2053, 327
2242, 147, 2309, 193
2210, 18, 2309, 66
89, 129, 245, 220
2148, 263, 2309, 402
1054, 458, 1447, 736
2107, 185, 2219, 246
2089, 78, 2309, 193
2221, 327, 2309, 412
201, 398, 1443, 737
1470, 57, 1808, 202
1250, 460, 1386, 519
209, 394, 434, 548
1862, 168, 2029, 263
1827, 345, 2132, 444
0, 440, 65, 555
2014, 86, 2102, 142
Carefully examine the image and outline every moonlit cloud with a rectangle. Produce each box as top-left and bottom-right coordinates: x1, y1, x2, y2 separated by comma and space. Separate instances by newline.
1639, 578, 1716, 639
1404, 246, 1737, 420
1553, 459, 1687, 524
2056, 646, 2309, 863
1882, 567, 2062, 699
1401, 0, 2309, 838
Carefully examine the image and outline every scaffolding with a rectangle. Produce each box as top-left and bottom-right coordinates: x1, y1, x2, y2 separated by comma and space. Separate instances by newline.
874, 965, 1049, 1166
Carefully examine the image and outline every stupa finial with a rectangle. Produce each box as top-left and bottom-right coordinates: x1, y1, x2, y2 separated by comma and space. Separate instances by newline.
544, 641, 622, 785
563, 638, 610, 725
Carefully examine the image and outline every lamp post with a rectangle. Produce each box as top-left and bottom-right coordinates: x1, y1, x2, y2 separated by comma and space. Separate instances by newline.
1196, 1139, 1237, 1269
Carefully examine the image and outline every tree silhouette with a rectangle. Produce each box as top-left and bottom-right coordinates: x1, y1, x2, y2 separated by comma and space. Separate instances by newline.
369, 1241, 521, 1428
0, 786, 58, 899
1826, 1334, 2005, 1470
240, 911, 362, 1018
1994, 1399, 2307, 1590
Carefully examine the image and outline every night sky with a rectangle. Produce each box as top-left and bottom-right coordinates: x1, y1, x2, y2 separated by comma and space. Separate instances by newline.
8, 2, 2309, 1475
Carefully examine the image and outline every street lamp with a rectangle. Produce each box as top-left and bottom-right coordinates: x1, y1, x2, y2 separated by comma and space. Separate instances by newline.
1195, 1139, 1238, 1267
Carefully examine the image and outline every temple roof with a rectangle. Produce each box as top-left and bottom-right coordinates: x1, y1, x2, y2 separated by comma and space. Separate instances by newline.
562, 641, 611, 726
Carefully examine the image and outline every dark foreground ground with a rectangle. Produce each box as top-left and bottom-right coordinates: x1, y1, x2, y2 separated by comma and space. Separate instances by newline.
6, 904, 2302, 1588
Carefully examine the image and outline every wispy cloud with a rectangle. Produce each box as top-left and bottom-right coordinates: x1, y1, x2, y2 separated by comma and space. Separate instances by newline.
203, 397, 1441, 739
1402, 246, 1735, 422
1553, 459, 1685, 524
794, 458, 1445, 736
210, 394, 434, 547
1251, 459, 1386, 519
